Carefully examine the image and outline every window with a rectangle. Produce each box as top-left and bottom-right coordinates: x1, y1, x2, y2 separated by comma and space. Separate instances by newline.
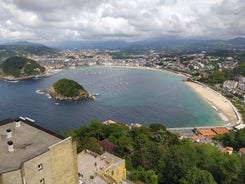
40, 178, 45, 184
38, 164, 43, 171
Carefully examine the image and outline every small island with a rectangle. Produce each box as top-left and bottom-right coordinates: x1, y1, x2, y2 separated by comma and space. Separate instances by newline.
41, 78, 93, 101
0, 56, 46, 80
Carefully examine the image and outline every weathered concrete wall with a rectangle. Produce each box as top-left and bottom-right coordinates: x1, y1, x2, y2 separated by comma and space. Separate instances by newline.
0, 170, 22, 184
22, 151, 52, 184
49, 137, 79, 184
1, 137, 78, 184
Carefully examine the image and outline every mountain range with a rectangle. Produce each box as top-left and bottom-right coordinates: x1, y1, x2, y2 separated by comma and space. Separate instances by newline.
0, 41, 58, 61
0, 37, 245, 57
47, 37, 245, 50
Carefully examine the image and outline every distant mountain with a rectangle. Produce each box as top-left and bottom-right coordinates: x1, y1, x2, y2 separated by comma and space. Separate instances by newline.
123, 37, 245, 52
0, 41, 58, 61
49, 40, 129, 50
226, 37, 245, 45
49, 37, 245, 51
1, 37, 244, 55
0, 41, 43, 46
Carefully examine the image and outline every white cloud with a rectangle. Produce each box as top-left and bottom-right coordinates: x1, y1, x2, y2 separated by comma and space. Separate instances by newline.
0, 0, 245, 42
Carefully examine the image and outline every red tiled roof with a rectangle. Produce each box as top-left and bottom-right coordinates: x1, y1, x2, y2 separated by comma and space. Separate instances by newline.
239, 148, 245, 154
198, 129, 216, 136
212, 128, 229, 135
99, 139, 115, 153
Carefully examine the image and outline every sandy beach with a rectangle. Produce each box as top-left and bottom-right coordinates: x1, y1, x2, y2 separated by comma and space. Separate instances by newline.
184, 81, 240, 125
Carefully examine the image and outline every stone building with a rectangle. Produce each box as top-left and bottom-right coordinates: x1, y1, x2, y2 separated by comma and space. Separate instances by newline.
0, 118, 78, 184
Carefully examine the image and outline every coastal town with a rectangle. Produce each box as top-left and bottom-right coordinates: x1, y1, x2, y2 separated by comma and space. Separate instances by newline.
23, 47, 245, 152
27, 48, 245, 102
1, 34, 245, 184
29, 48, 245, 143
1, 0, 245, 183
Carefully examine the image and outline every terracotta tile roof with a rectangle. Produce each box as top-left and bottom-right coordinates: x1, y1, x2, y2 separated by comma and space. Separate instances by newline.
99, 139, 115, 153
221, 147, 233, 154
198, 129, 216, 136
239, 148, 245, 154
212, 128, 229, 135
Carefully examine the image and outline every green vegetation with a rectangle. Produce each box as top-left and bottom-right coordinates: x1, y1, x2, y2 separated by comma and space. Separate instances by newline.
66, 55, 75, 59
59, 121, 245, 184
0, 56, 45, 78
234, 63, 245, 76
0, 44, 58, 61
215, 128, 245, 150
53, 78, 86, 97
199, 71, 225, 84
108, 49, 147, 59
79, 55, 94, 59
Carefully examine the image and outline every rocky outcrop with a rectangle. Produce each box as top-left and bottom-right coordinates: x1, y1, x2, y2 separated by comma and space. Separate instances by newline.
40, 87, 94, 101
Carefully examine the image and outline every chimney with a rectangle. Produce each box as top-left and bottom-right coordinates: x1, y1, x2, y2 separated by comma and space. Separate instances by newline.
15, 120, 21, 127
7, 141, 14, 152
6, 129, 12, 138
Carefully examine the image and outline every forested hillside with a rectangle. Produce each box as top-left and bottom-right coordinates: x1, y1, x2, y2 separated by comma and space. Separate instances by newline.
0, 43, 58, 61
60, 121, 245, 184
53, 78, 87, 97
0, 56, 45, 78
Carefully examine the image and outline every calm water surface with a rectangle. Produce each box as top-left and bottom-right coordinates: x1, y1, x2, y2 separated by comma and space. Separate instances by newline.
0, 67, 224, 130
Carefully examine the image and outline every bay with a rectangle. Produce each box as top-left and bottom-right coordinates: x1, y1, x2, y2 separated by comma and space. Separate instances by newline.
0, 66, 223, 130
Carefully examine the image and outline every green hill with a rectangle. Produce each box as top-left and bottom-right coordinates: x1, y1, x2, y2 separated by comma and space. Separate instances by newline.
47, 78, 91, 100
0, 56, 45, 78
0, 43, 58, 61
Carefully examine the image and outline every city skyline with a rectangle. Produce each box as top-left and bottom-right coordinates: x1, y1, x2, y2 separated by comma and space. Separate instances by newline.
0, 0, 244, 43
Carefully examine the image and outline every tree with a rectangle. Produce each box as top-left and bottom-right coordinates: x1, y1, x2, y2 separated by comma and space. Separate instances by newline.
196, 144, 242, 184
221, 128, 245, 150
131, 166, 158, 184
149, 123, 166, 132
0, 56, 45, 77
78, 137, 103, 154
179, 167, 216, 184
160, 140, 197, 184
53, 78, 87, 97
233, 63, 245, 76
206, 71, 225, 84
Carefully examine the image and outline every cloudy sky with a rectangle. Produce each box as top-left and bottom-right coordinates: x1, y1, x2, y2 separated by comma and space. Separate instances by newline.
0, 0, 244, 43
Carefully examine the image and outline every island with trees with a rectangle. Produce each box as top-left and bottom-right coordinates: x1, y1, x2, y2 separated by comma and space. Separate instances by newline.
0, 56, 46, 80
42, 78, 93, 101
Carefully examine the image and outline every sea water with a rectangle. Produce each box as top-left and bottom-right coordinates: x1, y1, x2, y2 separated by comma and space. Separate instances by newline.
0, 67, 223, 130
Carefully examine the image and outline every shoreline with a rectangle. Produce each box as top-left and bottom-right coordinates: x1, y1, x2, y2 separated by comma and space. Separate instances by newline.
36, 65, 244, 128
0, 69, 62, 82
95, 65, 190, 78
2, 64, 242, 128
184, 81, 242, 127
86, 65, 242, 128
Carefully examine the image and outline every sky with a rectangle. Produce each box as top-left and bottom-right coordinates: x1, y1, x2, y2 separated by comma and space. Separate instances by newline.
0, 0, 244, 43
